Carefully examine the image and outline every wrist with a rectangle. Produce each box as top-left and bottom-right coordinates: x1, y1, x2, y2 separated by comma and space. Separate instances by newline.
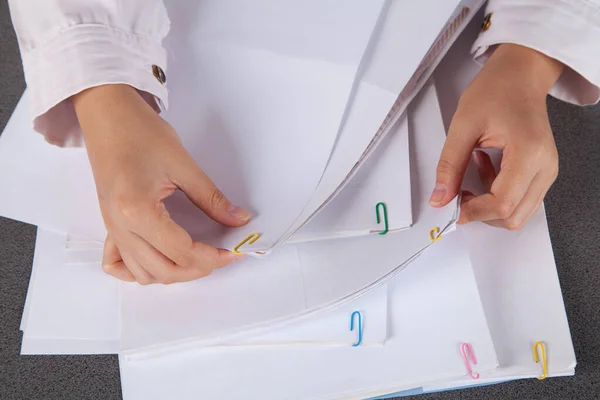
73, 84, 154, 142
73, 84, 144, 127
487, 43, 565, 98
73, 84, 137, 113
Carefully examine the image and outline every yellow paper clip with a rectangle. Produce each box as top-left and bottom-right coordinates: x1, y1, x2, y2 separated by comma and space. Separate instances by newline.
429, 227, 442, 242
533, 341, 548, 380
233, 233, 261, 254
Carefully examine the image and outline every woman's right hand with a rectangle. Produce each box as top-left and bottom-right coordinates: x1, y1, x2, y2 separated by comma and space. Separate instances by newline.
73, 84, 251, 284
430, 44, 562, 230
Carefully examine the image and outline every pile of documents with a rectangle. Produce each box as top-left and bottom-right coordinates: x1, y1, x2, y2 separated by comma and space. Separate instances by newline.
0, 1, 575, 398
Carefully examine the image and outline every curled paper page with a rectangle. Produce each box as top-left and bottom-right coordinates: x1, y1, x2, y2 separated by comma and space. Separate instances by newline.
119, 81, 460, 358
267, 0, 474, 252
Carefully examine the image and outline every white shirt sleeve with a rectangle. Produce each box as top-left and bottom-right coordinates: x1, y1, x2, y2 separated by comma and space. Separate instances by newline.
8, 0, 170, 146
472, 0, 600, 105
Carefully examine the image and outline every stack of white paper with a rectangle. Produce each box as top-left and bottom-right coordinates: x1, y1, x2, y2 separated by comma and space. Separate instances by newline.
0, 1, 575, 399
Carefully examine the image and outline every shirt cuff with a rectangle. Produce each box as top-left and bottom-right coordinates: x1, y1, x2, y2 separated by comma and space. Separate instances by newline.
21, 24, 169, 147
471, 0, 600, 105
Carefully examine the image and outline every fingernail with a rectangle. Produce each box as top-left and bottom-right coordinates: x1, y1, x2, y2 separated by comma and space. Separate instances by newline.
228, 204, 251, 221
429, 183, 447, 205
472, 151, 482, 167
230, 252, 247, 263
223, 251, 246, 265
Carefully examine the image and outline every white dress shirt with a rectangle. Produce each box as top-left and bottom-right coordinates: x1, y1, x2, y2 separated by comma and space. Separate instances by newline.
8, 0, 600, 146
8, 0, 170, 146
473, 0, 600, 105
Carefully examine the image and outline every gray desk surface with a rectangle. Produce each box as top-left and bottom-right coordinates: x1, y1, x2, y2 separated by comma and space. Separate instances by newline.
1, 3, 599, 400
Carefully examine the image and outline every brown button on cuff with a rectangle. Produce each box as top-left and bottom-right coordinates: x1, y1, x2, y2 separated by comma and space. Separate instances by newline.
482, 13, 492, 32
152, 65, 166, 84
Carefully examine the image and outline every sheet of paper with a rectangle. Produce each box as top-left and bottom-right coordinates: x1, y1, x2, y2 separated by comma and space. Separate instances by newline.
226, 285, 388, 348
415, 16, 575, 391
367, 361, 575, 399
293, 81, 460, 312
423, 207, 576, 387
360, 211, 577, 397
20, 230, 121, 355
376, 206, 577, 396
119, 81, 460, 357
119, 230, 496, 400
270, 0, 470, 251
288, 112, 412, 243
0, 0, 386, 252
19, 229, 41, 332
162, 0, 387, 251
423, 366, 575, 393
21, 228, 388, 354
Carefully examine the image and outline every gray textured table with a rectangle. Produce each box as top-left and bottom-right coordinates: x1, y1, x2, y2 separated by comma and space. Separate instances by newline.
1, 3, 599, 399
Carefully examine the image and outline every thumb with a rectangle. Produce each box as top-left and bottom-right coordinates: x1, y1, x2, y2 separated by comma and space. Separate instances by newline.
430, 116, 479, 207
174, 159, 251, 227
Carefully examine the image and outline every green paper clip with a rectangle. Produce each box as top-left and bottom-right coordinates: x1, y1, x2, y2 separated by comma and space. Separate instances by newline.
375, 202, 389, 235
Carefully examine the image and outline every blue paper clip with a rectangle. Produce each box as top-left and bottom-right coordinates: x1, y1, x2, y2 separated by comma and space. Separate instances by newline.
350, 311, 363, 347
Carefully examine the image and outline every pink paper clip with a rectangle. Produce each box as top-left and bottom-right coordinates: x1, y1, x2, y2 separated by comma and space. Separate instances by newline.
461, 343, 480, 380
